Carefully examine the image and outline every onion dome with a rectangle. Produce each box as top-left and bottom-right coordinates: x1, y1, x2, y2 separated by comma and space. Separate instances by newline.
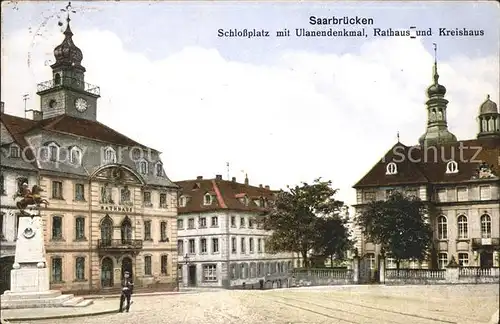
426, 63, 446, 97
479, 95, 498, 114
52, 17, 84, 70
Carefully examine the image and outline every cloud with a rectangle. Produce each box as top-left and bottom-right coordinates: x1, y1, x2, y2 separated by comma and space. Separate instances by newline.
1, 24, 498, 206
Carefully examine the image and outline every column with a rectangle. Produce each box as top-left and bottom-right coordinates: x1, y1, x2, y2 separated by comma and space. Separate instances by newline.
352, 256, 359, 284
379, 256, 386, 284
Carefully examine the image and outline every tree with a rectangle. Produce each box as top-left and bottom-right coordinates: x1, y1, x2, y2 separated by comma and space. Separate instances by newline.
261, 178, 347, 268
315, 215, 354, 267
355, 191, 432, 269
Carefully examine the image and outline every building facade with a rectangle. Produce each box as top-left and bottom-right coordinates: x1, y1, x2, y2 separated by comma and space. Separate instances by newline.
352, 58, 500, 272
176, 175, 295, 288
0, 17, 179, 293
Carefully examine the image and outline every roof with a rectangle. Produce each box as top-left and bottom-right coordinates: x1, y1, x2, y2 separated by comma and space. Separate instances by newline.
176, 177, 275, 214
354, 137, 500, 188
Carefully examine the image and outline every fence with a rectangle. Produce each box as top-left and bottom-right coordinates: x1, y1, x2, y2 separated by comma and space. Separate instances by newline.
291, 267, 355, 287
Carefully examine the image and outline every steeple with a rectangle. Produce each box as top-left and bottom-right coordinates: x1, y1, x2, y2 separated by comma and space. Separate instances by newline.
51, 10, 85, 73
418, 43, 457, 147
477, 94, 500, 139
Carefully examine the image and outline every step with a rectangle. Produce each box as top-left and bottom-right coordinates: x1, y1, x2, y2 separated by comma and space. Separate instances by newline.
1, 294, 74, 309
62, 296, 93, 307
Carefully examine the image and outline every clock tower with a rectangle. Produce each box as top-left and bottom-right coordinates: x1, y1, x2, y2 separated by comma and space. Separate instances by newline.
36, 16, 100, 121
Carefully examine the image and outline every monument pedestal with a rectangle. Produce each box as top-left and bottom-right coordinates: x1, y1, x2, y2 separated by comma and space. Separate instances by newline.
0, 212, 93, 309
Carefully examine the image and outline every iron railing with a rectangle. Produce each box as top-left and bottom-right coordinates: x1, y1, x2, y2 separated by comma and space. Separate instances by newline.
37, 76, 100, 96
471, 238, 500, 249
97, 239, 143, 250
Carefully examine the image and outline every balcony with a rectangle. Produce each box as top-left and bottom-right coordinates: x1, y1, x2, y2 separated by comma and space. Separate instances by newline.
37, 77, 100, 97
471, 238, 500, 249
97, 239, 143, 252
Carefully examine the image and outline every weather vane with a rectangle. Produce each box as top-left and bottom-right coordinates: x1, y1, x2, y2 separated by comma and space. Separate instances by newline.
432, 43, 437, 63
59, 1, 76, 26
397, 131, 400, 142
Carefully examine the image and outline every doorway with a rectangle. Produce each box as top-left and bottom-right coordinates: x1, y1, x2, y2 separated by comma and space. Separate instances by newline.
188, 265, 196, 286
121, 256, 133, 279
101, 257, 114, 288
0, 256, 14, 294
480, 251, 493, 268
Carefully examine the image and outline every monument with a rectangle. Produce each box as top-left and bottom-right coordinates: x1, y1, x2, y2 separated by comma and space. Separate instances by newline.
0, 184, 93, 309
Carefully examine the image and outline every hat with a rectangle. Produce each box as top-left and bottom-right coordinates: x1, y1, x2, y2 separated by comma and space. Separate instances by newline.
23, 183, 28, 186
124, 271, 130, 275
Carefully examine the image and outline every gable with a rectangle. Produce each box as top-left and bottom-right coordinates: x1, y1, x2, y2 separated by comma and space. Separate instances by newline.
91, 165, 143, 185
0, 122, 15, 145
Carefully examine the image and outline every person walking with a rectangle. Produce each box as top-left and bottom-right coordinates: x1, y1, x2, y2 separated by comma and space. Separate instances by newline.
119, 271, 134, 312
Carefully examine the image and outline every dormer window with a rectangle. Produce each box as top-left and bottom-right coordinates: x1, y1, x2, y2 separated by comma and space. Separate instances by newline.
155, 162, 163, 177
10, 144, 20, 158
179, 196, 186, 207
386, 162, 397, 175
139, 160, 148, 175
445, 161, 458, 174
69, 146, 82, 165
103, 147, 116, 164
47, 142, 60, 162
204, 193, 212, 205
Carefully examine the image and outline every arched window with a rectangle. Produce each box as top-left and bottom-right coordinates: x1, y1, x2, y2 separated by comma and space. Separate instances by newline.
386, 162, 397, 175
445, 161, 458, 174
100, 216, 113, 244
54, 73, 61, 85
70, 146, 82, 165
155, 162, 163, 177
179, 196, 186, 207
437, 216, 448, 240
9, 144, 20, 158
103, 147, 116, 164
47, 142, 60, 162
480, 214, 492, 238
457, 215, 468, 239
203, 193, 212, 205
138, 160, 148, 175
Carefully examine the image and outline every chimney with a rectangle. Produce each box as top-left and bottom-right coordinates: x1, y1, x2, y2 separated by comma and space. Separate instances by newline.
265, 185, 270, 190
215, 174, 222, 180
32, 111, 43, 121
0, 101, 4, 113
259, 184, 263, 188
244, 175, 249, 185
231, 177, 236, 182
196, 176, 203, 180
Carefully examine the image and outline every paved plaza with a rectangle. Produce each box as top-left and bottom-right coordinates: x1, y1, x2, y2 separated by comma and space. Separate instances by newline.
2, 284, 499, 324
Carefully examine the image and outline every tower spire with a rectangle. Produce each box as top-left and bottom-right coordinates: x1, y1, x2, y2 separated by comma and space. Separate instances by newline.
432, 43, 439, 84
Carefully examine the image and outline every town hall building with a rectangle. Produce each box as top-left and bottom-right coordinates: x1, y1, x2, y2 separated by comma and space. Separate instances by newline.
0, 16, 179, 293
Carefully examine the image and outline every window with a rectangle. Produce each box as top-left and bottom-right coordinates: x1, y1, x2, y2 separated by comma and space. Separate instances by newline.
445, 161, 458, 174
156, 163, 163, 177
52, 181, 63, 199
177, 219, 184, 230
257, 238, 262, 253
103, 147, 116, 164
211, 216, 218, 227
188, 218, 194, 229
406, 189, 418, 198
120, 186, 131, 204
143, 192, 151, 205
458, 253, 469, 267
52, 216, 63, 240
0, 174, 4, 195
212, 238, 219, 253
363, 191, 375, 203
240, 217, 246, 228
203, 264, 217, 282
138, 161, 148, 175
457, 187, 467, 202
179, 196, 186, 207
159, 193, 167, 208
51, 257, 62, 282
75, 184, 85, 201
249, 238, 254, 253
161, 255, 168, 275
481, 214, 492, 238
188, 239, 195, 254
386, 162, 397, 175
367, 253, 375, 270
386, 257, 396, 269
437, 216, 447, 240
177, 240, 184, 255
144, 220, 152, 240
75, 257, 85, 280
204, 194, 212, 205
49, 144, 59, 162
231, 237, 236, 253
200, 238, 207, 253
160, 221, 168, 242
457, 215, 468, 239
231, 216, 236, 227
144, 256, 152, 275
70, 147, 82, 165
249, 218, 254, 228
10, 144, 20, 158
241, 237, 246, 253
438, 253, 448, 269
75, 217, 85, 240
0, 212, 4, 239
479, 185, 491, 200
409, 259, 419, 269
199, 217, 207, 228
436, 188, 446, 202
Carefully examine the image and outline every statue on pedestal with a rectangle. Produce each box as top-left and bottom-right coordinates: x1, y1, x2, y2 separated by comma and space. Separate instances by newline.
13, 183, 49, 215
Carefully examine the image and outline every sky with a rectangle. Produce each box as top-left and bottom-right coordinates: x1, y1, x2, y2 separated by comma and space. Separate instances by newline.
1, 1, 499, 206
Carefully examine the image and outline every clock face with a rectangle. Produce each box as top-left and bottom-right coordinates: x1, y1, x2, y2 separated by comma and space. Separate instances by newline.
75, 98, 88, 112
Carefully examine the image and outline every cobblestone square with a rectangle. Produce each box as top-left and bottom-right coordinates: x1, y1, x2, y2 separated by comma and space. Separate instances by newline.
15, 284, 499, 324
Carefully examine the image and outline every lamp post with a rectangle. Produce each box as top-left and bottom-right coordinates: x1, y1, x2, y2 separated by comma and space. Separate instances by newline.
177, 253, 190, 290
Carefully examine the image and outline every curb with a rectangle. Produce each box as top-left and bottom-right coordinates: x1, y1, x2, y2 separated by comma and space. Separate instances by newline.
2, 309, 117, 322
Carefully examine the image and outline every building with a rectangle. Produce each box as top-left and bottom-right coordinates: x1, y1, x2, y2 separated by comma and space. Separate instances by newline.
352, 56, 499, 271
176, 175, 295, 288
0, 16, 179, 293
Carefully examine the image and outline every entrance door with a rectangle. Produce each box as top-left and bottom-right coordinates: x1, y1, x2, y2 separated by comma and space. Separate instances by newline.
0, 256, 14, 294
122, 257, 133, 279
480, 252, 493, 268
101, 257, 114, 288
188, 265, 196, 286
